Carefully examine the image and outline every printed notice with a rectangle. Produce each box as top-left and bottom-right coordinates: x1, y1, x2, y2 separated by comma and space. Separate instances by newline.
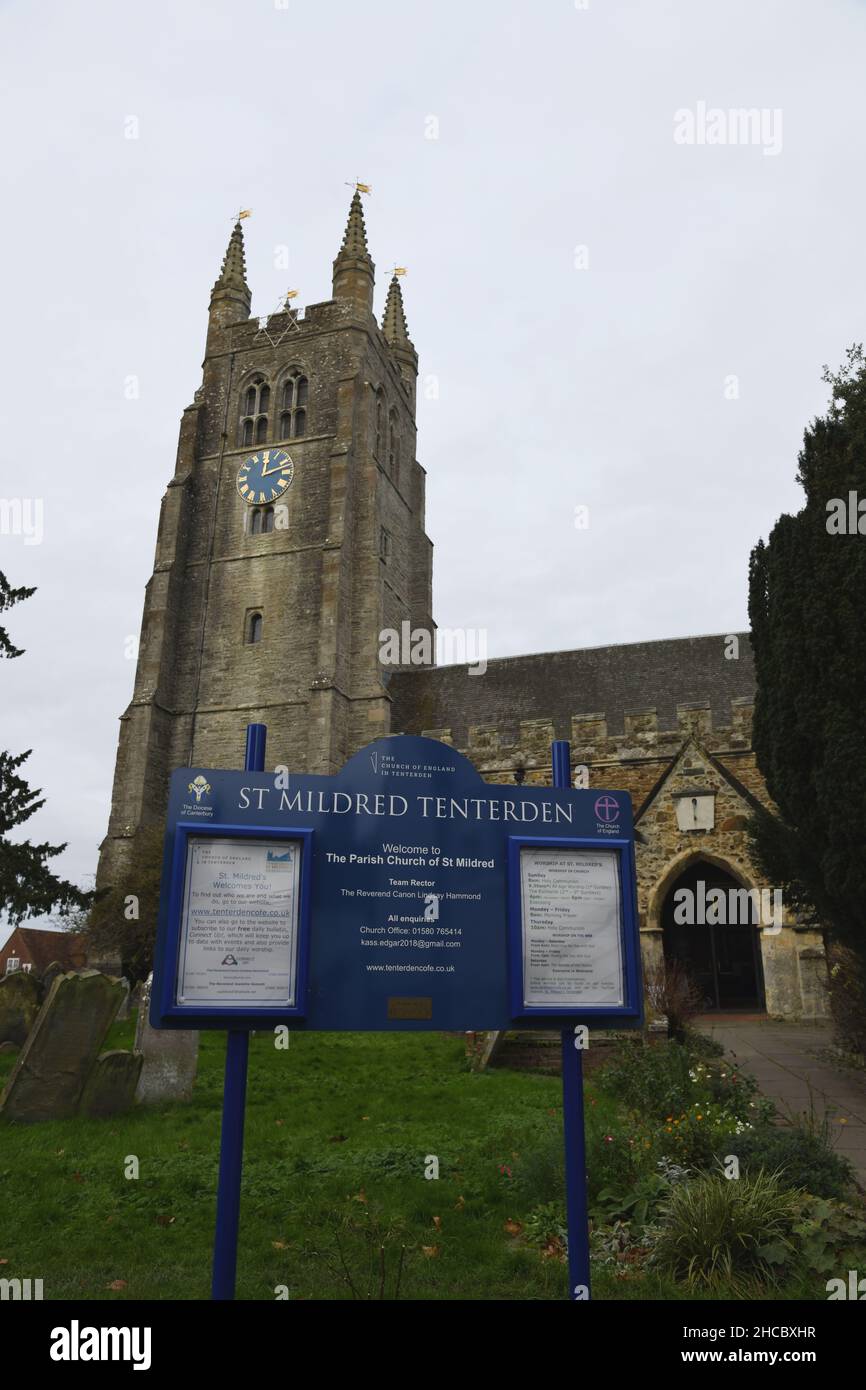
177, 837, 300, 1006
520, 848, 623, 1007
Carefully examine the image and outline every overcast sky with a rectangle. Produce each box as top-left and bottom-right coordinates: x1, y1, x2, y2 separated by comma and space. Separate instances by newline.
1, 0, 864, 914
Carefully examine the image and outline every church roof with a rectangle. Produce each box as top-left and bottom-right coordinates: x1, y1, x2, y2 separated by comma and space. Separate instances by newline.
387, 633, 755, 746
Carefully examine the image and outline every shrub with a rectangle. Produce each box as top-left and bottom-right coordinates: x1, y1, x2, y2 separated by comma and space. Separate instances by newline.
827, 943, 866, 1060
714, 1123, 855, 1200
600, 1037, 698, 1117
644, 958, 704, 1041
657, 1100, 756, 1169
591, 1168, 670, 1234
653, 1170, 801, 1291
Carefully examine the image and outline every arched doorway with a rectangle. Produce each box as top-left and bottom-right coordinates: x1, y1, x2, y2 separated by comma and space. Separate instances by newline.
661, 860, 765, 1011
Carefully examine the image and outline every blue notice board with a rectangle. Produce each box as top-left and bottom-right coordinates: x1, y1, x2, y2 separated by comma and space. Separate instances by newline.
151, 735, 642, 1032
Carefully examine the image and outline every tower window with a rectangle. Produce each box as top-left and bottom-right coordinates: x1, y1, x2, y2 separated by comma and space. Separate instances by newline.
247, 611, 263, 644
239, 374, 270, 446
375, 390, 384, 456
279, 370, 310, 440
379, 527, 392, 562
249, 506, 275, 536
388, 409, 400, 484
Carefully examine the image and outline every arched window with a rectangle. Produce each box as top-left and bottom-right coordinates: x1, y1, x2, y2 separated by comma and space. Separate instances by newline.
375, 391, 384, 456
279, 369, 310, 441
247, 612, 263, 644
249, 506, 276, 537
239, 375, 270, 447
388, 408, 399, 482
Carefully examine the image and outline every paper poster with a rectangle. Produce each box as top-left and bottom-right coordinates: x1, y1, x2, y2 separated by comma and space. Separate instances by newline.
177, 837, 300, 1006
519, 847, 624, 1008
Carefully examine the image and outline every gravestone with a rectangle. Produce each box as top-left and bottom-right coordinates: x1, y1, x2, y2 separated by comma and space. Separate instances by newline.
134, 973, 199, 1104
80, 1050, 143, 1118
115, 977, 131, 1022
0, 971, 42, 1046
0, 970, 125, 1123
41, 961, 65, 994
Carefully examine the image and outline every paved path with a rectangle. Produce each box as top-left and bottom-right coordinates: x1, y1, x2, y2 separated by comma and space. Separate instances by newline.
696, 1016, 866, 1186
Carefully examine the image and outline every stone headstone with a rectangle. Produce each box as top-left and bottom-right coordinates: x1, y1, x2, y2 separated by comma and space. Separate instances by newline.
115, 978, 131, 1022
134, 973, 199, 1104
80, 1050, 143, 1118
0, 970, 42, 1046
0, 970, 125, 1123
41, 961, 66, 994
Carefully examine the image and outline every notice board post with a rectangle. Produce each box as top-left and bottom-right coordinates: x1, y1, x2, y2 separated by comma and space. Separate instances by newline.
211, 721, 266, 1301
551, 739, 592, 1301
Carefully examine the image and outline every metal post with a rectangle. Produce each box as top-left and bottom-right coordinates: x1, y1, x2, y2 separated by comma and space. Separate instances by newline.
211, 722, 267, 1300
551, 738, 592, 1300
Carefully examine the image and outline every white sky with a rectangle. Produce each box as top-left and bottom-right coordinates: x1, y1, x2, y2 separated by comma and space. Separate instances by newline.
2, 0, 865, 908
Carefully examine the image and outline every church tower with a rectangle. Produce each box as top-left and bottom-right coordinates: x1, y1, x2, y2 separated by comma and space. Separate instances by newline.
97, 194, 434, 888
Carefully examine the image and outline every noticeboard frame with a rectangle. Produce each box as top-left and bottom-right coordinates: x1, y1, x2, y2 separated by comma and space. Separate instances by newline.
506, 834, 643, 1029
155, 822, 314, 1029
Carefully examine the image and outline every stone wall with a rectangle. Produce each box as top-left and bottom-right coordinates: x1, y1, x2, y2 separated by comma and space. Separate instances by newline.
390, 650, 828, 1020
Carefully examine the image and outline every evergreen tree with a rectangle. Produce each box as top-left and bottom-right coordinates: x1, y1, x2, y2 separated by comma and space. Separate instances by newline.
748, 346, 866, 955
0, 574, 91, 922
83, 825, 164, 984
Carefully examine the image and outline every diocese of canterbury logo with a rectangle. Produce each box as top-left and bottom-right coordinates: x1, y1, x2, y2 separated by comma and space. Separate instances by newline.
188, 775, 212, 803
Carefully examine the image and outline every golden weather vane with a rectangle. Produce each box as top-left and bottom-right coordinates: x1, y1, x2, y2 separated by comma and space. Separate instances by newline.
234, 208, 253, 221
389, 265, 408, 277
345, 180, 371, 195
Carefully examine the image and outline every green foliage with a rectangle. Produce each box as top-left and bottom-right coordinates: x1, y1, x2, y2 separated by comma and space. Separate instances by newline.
826, 943, 866, 1058
591, 1170, 669, 1234
84, 824, 165, 982
716, 1121, 854, 1200
600, 1037, 761, 1127
0, 573, 91, 924
0, 572, 35, 659
786, 1195, 866, 1279
652, 1170, 801, 1291
747, 346, 866, 956
521, 1202, 568, 1251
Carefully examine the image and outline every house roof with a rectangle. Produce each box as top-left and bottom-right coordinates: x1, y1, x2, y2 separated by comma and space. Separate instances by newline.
2, 927, 86, 974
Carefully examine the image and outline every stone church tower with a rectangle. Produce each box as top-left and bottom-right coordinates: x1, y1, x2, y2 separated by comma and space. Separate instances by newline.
98, 194, 433, 887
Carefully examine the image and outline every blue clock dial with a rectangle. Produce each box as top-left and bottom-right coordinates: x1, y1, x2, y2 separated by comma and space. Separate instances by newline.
236, 449, 294, 505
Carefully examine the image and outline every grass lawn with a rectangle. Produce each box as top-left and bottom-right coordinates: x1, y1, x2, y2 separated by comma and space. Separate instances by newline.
0, 1023, 819, 1301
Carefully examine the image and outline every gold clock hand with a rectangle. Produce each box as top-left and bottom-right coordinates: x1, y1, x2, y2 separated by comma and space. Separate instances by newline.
261, 458, 290, 477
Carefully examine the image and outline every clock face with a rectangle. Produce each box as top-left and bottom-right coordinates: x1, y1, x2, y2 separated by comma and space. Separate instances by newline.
236, 449, 294, 505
